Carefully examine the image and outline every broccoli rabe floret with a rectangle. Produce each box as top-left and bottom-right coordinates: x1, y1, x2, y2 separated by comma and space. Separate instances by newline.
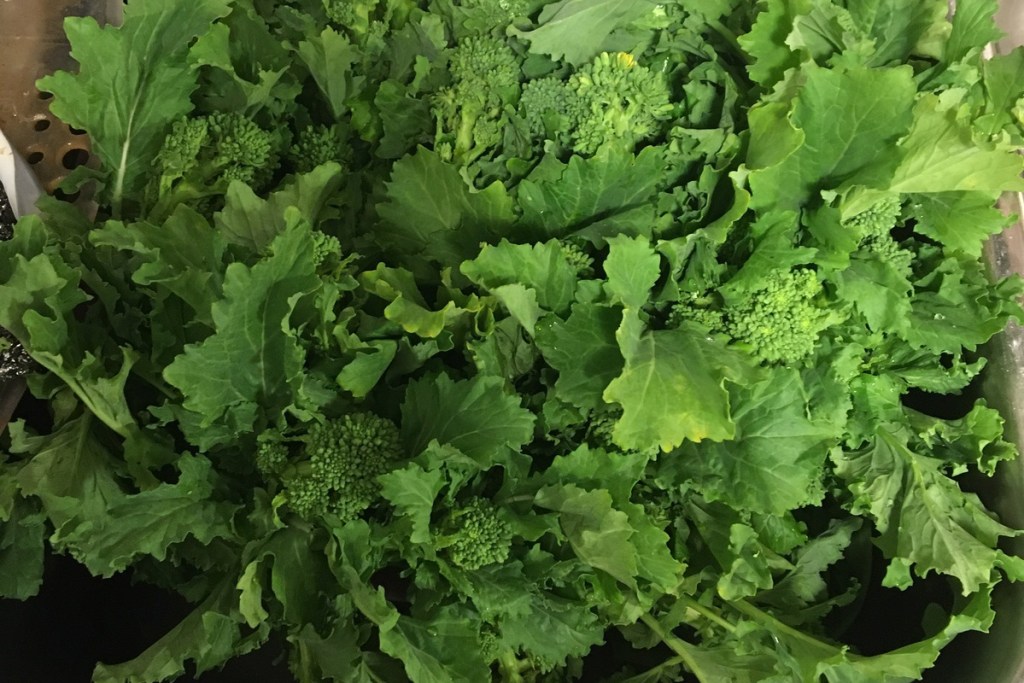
207, 112, 276, 184
724, 268, 832, 366
289, 125, 345, 174
519, 77, 576, 145
567, 52, 674, 155
311, 230, 343, 269
322, 0, 379, 35
560, 241, 595, 278
584, 407, 624, 451
152, 112, 279, 219
433, 36, 521, 165
255, 435, 290, 480
278, 412, 404, 523
844, 195, 912, 277
438, 498, 513, 570
669, 292, 727, 332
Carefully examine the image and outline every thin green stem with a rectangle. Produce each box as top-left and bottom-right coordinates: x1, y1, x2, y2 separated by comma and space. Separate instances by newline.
730, 600, 840, 657
497, 494, 535, 505
707, 20, 750, 64
678, 594, 736, 634
639, 613, 704, 678
627, 656, 686, 682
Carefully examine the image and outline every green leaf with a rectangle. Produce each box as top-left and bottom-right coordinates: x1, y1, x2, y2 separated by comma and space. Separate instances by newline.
379, 464, 445, 545
834, 253, 913, 333
738, 0, 812, 88
490, 284, 542, 335
542, 445, 648, 506
535, 304, 624, 412
461, 240, 577, 315
536, 484, 638, 587
90, 206, 227, 328
833, 430, 1024, 593
11, 414, 123, 534
381, 610, 491, 683
978, 47, 1024, 136
538, 446, 685, 591
720, 211, 815, 300
0, 496, 45, 599
757, 519, 859, 612
846, 0, 945, 66
55, 454, 238, 578
337, 341, 398, 398
604, 234, 661, 358
910, 192, 1013, 258
816, 587, 996, 680
92, 580, 249, 683
604, 235, 662, 313
673, 368, 834, 515
509, 0, 661, 66
498, 592, 605, 669
238, 527, 331, 628
375, 79, 434, 159
945, 0, 1002, 63
0, 217, 140, 439
887, 95, 1024, 195
342, 569, 490, 683
163, 217, 322, 449
293, 27, 364, 119
749, 65, 917, 210
904, 254, 1023, 354
377, 147, 517, 267
36, 0, 234, 211
518, 146, 666, 241
401, 374, 536, 459
603, 327, 752, 451
189, 21, 299, 115
215, 164, 344, 253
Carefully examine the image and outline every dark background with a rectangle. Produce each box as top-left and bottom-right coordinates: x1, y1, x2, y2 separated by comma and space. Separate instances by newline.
0, 552, 293, 682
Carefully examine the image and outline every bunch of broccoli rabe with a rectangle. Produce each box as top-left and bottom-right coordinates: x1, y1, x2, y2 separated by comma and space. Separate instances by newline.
4, 0, 1024, 682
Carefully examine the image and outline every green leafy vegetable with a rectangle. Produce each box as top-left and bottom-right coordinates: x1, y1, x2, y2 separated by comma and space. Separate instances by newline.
2, 0, 1024, 681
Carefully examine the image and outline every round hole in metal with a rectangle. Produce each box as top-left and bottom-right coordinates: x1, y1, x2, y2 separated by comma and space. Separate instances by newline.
34, 119, 50, 132
26, 152, 44, 165
62, 149, 90, 170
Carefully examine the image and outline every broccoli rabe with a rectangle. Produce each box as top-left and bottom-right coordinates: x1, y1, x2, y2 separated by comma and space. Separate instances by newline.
669, 272, 834, 365
845, 195, 912, 277
433, 36, 521, 165
322, 0, 416, 39
255, 435, 289, 480
585, 408, 624, 451
289, 125, 345, 174
518, 52, 673, 155
321, 0, 382, 39
311, 230, 342, 269
668, 292, 727, 332
560, 241, 595, 278
567, 52, 674, 155
724, 268, 832, 366
151, 112, 279, 219
438, 497, 513, 570
272, 413, 404, 523
519, 77, 576, 146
